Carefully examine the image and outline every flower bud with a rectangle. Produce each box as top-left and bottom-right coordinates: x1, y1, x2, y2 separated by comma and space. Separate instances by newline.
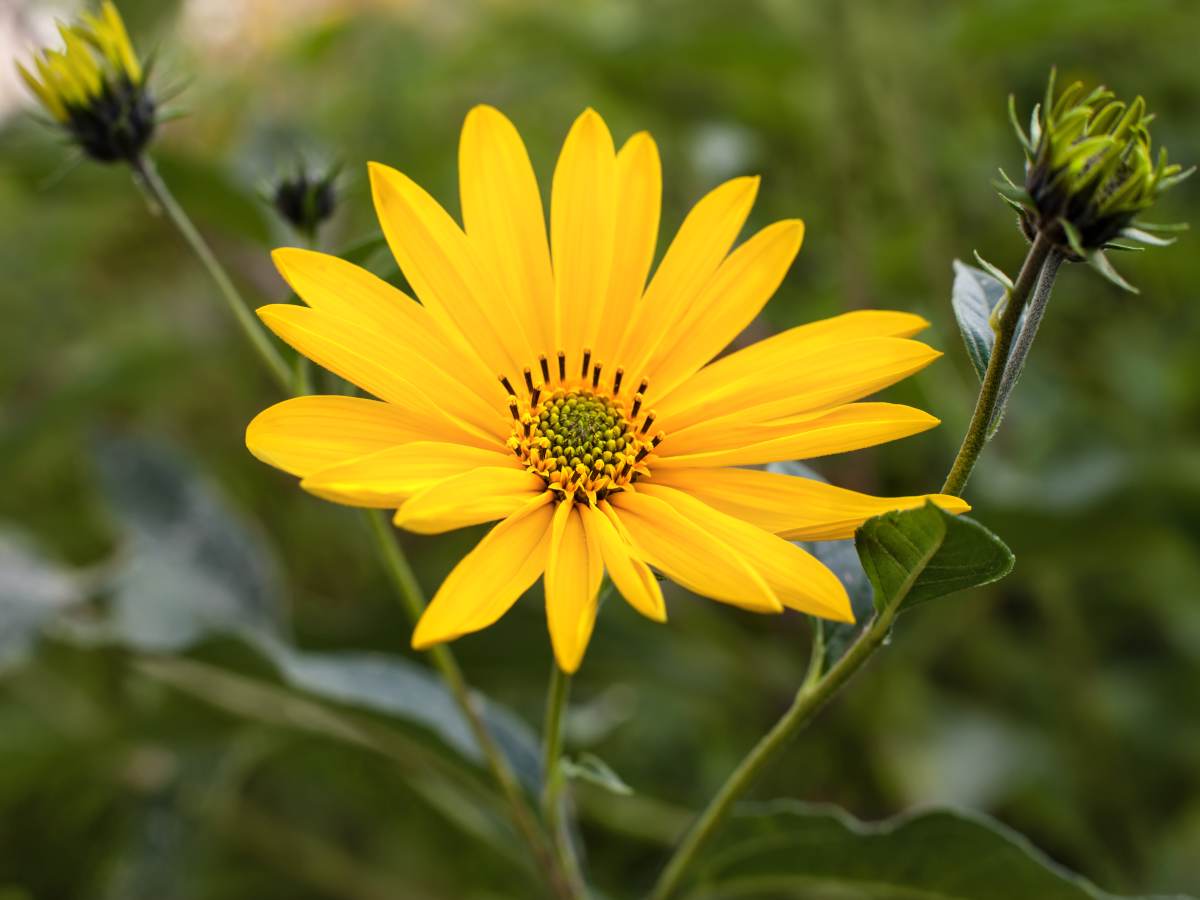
1001, 70, 1191, 287
270, 163, 339, 240
16, 2, 155, 164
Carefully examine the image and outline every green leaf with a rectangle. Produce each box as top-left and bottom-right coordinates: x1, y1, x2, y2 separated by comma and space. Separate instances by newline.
91, 436, 287, 651
688, 801, 1121, 900
855, 502, 1014, 615
562, 753, 633, 796
0, 529, 83, 672
950, 260, 1009, 382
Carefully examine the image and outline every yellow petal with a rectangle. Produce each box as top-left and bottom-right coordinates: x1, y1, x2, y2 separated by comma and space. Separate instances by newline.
615, 175, 760, 379
592, 132, 662, 367
551, 108, 617, 364
659, 337, 942, 432
657, 311, 930, 417
271, 247, 502, 408
636, 483, 852, 621
412, 494, 555, 649
368, 161, 535, 379
544, 502, 604, 673
608, 492, 780, 613
394, 466, 548, 534
580, 503, 665, 623
646, 219, 804, 399
256, 304, 503, 447
654, 403, 940, 469
246, 395, 428, 478
301, 442, 518, 508
649, 466, 970, 541
459, 105, 556, 358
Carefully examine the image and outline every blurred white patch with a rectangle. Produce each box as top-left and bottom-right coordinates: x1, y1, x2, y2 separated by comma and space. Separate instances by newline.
0, 1, 78, 122
689, 120, 760, 182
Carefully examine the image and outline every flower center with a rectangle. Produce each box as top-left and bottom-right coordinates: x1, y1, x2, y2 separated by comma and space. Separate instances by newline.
503, 350, 664, 503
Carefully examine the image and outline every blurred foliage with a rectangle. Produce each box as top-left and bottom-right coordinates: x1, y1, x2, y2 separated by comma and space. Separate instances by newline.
2, 0, 1199, 897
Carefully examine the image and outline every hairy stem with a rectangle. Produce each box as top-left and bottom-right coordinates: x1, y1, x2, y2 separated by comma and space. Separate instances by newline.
541, 663, 588, 896
648, 603, 899, 900
651, 232, 1065, 899
941, 232, 1057, 495
133, 157, 574, 898
132, 155, 293, 392
365, 512, 579, 900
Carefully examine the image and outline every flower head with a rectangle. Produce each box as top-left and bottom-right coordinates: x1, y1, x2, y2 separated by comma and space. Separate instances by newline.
17, 2, 155, 163
247, 107, 968, 672
1002, 70, 1191, 287
271, 162, 339, 240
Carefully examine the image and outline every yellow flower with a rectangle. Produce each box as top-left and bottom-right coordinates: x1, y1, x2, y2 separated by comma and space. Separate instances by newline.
17, 2, 153, 163
247, 107, 967, 673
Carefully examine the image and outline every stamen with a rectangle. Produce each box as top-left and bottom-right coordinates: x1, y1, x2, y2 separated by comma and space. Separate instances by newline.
637, 378, 649, 396
499, 375, 517, 397
530, 385, 542, 407
507, 398, 520, 420
523, 367, 535, 394
630, 393, 644, 419
539, 354, 551, 384
581, 348, 591, 379
640, 411, 656, 434
613, 368, 624, 395
557, 351, 566, 381
591, 362, 602, 389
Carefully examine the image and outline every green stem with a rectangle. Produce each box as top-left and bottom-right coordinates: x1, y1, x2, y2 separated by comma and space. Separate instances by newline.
651, 233, 1065, 900
132, 160, 573, 898
132, 155, 293, 392
648, 602, 900, 900
941, 232, 1056, 496
365, 513, 577, 900
541, 663, 588, 896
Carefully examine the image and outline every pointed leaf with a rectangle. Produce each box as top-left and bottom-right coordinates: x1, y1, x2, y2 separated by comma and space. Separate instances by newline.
689, 801, 1120, 900
562, 753, 633, 796
951, 260, 1009, 382
855, 502, 1014, 615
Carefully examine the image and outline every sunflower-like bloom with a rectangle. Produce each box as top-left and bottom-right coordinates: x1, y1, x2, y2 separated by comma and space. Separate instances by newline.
17, 2, 154, 163
247, 107, 967, 672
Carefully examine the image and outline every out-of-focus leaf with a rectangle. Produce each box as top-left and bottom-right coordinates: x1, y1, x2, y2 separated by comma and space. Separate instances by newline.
132, 654, 520, 858
856, 502, 1014, 615
0, 529, 83, 671
256, 638, 542, 793
768, 462, 874, 665
562, 753, 633, 797
689, 801, 1118, 899
803, 538, 874, 664
92, 436, 286, 651
951, 259, 1009, 381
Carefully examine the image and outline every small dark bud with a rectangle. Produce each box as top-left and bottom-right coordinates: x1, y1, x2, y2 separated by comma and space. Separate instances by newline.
271, 164, 338, 239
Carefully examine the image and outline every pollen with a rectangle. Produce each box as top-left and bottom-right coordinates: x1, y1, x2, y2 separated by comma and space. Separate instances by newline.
503, 353, 664, 503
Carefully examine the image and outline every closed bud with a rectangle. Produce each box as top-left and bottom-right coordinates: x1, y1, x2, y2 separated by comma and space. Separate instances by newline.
1000, 70, 1191, 286
270, 162, 339, 240
17, 2, 156, 164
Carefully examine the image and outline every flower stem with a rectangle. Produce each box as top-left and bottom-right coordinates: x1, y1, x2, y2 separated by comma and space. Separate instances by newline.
941, 232, 1057, 495
132, 155, 294, 393
132, 159, 574, 899
650, 233, 1065, 900
365, 513, 578, 900
648, 601, 900, 900
541, 663, 588, 896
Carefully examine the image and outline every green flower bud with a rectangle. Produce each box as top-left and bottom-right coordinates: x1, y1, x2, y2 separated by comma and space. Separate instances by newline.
16, 2, 156, 164
1000, 70, 1192, 288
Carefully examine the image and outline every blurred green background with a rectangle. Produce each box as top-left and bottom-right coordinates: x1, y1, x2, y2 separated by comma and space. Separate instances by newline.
2, 0, 1199, 897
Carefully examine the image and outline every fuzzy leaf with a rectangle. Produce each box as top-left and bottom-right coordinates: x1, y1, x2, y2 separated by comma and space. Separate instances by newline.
855, 502, 1014, 615
688, 801, 1119, 900
951, 260, 1009, 382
